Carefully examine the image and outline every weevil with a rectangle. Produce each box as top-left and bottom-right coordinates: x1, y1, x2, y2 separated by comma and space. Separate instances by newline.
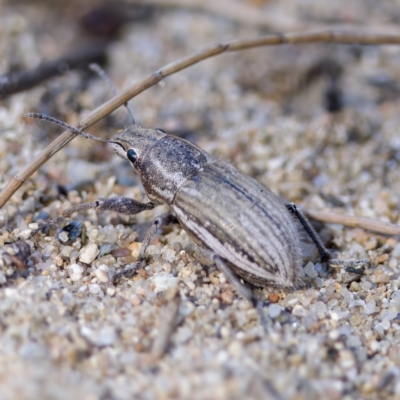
26, 112, 366, 309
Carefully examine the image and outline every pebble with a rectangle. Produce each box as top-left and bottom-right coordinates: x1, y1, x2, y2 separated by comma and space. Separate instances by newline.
60, 246, 74, 258
79, 244, 99, 264
380, 309, 397, 320
389, 258, 398, 269
106, 287, 116, 297
381, 319, 391, 330
364, 300, 376, 315
98, 226, 118, 244
32, 211, 49, 222
81, 326, 117, 347
292, 304, 306, 317
59, 221, 83, 241
129, 242, 142, 260
392, 243, 400, 258
151, 274, 178, 293
67, 264, 84, 281
18, 229, 32, 240
95, 268, 109, 283
112, 248, 131, 258
268, 303, 281, 318
98, 244, 116, 258
163, 247, 176, 263
89, 283, 101, 294
304, 262, 318, 278
58, 231, 69, 243
268, 293, 280, 303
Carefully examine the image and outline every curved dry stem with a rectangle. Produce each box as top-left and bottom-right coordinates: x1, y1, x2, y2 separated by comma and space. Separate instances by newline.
304, 209, 400, 236
2, 28, 400, 208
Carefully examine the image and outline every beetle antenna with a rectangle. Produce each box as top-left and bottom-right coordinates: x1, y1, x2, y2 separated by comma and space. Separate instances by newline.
89, 63, 136, 125
24, 113, 110, 143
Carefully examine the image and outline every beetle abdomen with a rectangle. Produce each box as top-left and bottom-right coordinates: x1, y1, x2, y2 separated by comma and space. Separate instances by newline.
172, 162, 303, 289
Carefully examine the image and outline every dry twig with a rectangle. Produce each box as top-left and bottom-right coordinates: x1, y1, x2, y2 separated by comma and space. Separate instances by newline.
305, 209, 400, 236
0, 40, 108, 99
2, 29, 400, 208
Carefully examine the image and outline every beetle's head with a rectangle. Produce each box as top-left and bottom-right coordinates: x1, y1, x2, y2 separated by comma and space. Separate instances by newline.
110, 126, 166, 165
24, 113, 167, 169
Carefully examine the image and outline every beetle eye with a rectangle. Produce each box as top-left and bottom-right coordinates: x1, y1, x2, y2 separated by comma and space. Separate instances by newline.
127, 148, 137, 163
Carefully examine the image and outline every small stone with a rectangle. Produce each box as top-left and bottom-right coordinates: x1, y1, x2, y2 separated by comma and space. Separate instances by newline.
151, 274, 178, 293
350, 314, 362, 326
292, 304, 306, 317
392, 243, 400, 258
163, 247, 176, 263
138, 269, 147, 279
33, 211, 50, 222
112, 247, 131, 258
67, 263, 84, 281
268, 293, 280, 303
364, 300, 376, 314
69, 273, 82, 282
88, 228, 99, 242
60, 221, 83, 241
227, 341, 243, 358
364, 237, 378, 250
98, 225, 118, 244
19, 229, 32, 240
221, 290, 234, 304
362, 281, 373, 291
128, 242, 142, 260
106, 287, 116, 297
131, 295, 142, 306
95, 268, 109, 283
304, 261, 318, 278
98, 244, 116, 258
349, 281, 362, 292
380, 309, 397, 320
162, 263, 172, 273
389, 258, 398, 269
268, 303, 281, 318
218, 273, 227, 284
89, 283, 101, 294
58, 231, 69, 243
81, 326, 117, 347
374, 273, 390, 284
381, 319, 391, 330
79, 244, 99, 264
60, 246, 74, 258
175, 326, 193, 344
392, 291, 400, 300
374, 254, 389, 264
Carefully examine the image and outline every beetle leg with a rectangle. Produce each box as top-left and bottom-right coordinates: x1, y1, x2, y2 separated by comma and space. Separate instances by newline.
284, 202, 331, 262
112, 214, 178, 284
196, 249, 269, 330
284, 203, 371, 275
63, 197, 155, 217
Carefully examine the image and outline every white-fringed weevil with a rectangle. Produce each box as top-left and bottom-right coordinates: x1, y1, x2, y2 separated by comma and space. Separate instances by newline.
25, 63, 368, 317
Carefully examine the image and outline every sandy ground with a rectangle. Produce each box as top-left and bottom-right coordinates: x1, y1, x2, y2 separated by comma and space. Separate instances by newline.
1, 1, 400, 399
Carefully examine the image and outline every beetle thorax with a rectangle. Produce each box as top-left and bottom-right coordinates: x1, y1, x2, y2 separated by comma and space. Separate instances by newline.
136, 135, 213, 204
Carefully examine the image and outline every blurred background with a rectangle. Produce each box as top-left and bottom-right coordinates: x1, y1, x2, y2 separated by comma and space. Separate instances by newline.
1, 1, 400, 399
